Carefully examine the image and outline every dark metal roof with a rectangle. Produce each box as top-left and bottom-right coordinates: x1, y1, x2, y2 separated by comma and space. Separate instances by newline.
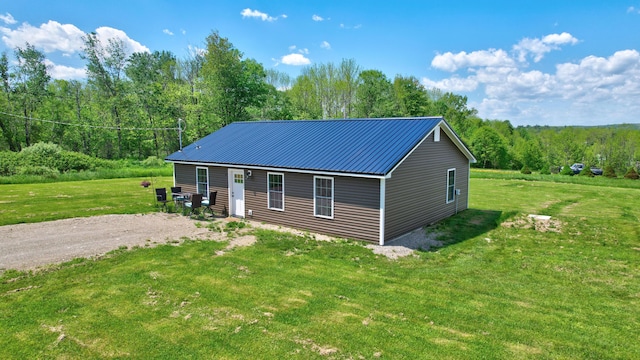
166, 117, 461, 176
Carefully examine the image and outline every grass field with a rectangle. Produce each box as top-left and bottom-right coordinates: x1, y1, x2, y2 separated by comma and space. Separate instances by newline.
1, 176, 639, 359
0, 176, 174, 226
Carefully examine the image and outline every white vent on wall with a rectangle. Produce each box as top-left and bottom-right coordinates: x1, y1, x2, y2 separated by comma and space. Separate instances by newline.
434, 125, 441, 142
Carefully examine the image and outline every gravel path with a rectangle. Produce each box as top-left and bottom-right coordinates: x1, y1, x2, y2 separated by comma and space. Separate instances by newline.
0, 213, 217, 271
0, 214, 437, 271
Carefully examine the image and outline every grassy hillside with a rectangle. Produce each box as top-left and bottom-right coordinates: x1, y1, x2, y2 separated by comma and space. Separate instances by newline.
1, 178, 638, 358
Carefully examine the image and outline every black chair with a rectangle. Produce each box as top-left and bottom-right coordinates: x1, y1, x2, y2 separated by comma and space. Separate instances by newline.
155, 188, 168, 211
203, 191, 217, 216
184, 193, 203, 217
171, 186, 182, 199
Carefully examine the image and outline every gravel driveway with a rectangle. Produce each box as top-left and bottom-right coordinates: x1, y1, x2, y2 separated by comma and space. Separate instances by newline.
0, 213, 217, 271
0, 213, 437, 271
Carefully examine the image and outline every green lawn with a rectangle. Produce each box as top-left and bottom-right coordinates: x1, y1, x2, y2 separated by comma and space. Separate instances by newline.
1, 177, 639, 359
0, 177, 174, 226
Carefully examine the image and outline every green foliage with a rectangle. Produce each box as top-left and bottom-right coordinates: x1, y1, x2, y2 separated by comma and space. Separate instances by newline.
560, 164, 574, 176
0, 151, 20, 176
579, 167, 595, 177
604, 165, 617, 178
520, 165, 531, 174
470, 126, 509, 169
140, 156, 165, 167
539, 166, 551, 175
17, 165, 60, 178
624, 167, 639, 180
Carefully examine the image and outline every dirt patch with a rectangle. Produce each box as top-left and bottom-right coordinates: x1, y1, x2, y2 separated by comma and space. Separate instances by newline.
501, 214, 562, 233
366, 227, 443, 259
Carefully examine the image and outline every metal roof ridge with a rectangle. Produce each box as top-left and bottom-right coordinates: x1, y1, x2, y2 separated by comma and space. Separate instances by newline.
231, 116, 444, 125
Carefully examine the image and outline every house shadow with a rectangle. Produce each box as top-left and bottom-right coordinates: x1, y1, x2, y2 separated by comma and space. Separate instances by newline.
384, 209, 506, 252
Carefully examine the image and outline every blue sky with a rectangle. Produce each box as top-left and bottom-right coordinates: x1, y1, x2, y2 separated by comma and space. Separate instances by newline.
1, 1, 639, 126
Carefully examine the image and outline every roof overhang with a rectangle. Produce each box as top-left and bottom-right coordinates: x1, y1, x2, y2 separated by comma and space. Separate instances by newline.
167, 160, 387, 180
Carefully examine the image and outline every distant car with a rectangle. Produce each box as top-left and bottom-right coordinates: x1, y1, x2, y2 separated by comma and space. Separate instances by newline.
590, 167, 603, 175
570, 163, 584, 174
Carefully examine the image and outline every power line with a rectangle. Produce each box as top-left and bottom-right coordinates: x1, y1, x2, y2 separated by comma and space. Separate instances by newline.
0, 111, 180, 131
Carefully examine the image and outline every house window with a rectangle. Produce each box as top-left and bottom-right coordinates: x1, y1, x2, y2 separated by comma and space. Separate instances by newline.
314, 176, 334, 219
268, 172, 284, 211
446, 168, 456, 204
196, 167, 209, 195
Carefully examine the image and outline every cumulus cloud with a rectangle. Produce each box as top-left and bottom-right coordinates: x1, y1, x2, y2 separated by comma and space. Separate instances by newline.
431, 49, 515, 72
1, 20, 85, 54
312, 14, 324, 21
424, 32, 640, 125
281, 53, 311, 66
0, 12, 16, 25
320, 41, 331, 50
44, 59, 85, 80
241, 8, 285, 22
513, 32, 578, 62
0, 20, 148, 57
95, 27, 149, 54
163, 29, 173, 36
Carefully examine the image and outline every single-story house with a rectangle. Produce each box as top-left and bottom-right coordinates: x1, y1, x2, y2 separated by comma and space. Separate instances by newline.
165, 117, 476, 245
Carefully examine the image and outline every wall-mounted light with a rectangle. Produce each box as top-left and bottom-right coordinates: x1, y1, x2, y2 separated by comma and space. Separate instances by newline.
246, 170, 252, 178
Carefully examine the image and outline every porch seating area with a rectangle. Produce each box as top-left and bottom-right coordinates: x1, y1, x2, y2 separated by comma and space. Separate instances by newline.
155, 187, 218, 218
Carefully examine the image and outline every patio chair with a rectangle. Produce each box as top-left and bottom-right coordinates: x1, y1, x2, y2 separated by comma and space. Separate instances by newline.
203, 191, 217, 216
184, 193, 203, 217
171, 186, 182, 199
155, 188, 168, 211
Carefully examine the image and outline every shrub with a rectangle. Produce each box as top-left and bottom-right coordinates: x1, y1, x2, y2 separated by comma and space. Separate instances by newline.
20, 142, 62, 166
520, 166, 532, 174
603, 165, 617, 178
549, 166, 561, 174
17, 165, 60, 179
539, 166, 551, 175
579, 168, 595, 177
560, 165, 574, 176
141, 156, 165, 168
624, 167, 639, 180
0, 151, 20, 176
54, 151, 95, 172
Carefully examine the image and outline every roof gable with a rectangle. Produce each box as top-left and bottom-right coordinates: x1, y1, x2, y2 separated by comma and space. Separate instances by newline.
166, 117, 473, 176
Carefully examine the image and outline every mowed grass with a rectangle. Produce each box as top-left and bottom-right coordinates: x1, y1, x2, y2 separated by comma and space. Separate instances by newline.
0, 177, 174, 226
1, 178, 639, 359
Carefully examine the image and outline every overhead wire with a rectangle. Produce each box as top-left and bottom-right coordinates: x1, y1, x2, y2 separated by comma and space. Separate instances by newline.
0, 110, 180, 131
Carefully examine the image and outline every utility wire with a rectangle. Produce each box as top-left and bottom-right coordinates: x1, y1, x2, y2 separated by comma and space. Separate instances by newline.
0, 111, 180, 131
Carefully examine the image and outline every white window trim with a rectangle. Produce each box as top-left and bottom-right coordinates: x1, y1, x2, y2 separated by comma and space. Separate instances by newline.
196, 166, 209, 196
313, 175, 334, 219
267, 172, 285, 211
446, 168, 456, 204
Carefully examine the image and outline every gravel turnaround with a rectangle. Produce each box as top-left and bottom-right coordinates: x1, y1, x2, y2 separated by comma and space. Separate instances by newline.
0, 214, 437, 271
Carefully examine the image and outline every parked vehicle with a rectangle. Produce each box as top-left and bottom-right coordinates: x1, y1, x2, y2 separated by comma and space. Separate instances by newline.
570, 163, 602, 175
570, 163, 584, 174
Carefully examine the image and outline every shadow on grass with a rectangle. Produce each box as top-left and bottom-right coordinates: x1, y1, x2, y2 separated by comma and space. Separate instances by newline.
424, 208, 512, 249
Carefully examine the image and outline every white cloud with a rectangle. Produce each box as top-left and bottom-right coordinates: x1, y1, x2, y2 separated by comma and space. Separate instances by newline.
44, 59, 85, 80
312, 14, 324, 21
281, 53, 311, 66
422, 76, 479, 92
426, 32, 640, 125
513, 32, 578, 62
163, 29, 174, 36
0, 12, 16, 25
95, 27, 149, 54
299, 48, 309, 54
431, 49, 515, 72
241, 8, 285, 22
320, 41, 331, 50
1, 20, 85, 54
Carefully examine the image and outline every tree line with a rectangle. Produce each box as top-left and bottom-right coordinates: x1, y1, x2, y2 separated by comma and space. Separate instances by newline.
1, 30, 638, 175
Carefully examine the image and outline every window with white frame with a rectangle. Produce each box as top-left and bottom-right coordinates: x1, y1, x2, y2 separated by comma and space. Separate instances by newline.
446, 168, 456, 203
196, 167, 209, 195
267, 172, 284, 210
314, 176, 334, 218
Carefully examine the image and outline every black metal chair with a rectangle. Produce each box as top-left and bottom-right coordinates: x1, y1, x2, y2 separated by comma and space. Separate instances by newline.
184, 193, 203, 217
155, 188, 168, 211
171, 186, 184, 209
203, 191, 217, 216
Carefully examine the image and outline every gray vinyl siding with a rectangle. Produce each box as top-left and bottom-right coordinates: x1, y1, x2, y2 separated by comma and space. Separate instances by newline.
173, 164, 229, 215
384, 131, 470, 241
245, 171, 380, 242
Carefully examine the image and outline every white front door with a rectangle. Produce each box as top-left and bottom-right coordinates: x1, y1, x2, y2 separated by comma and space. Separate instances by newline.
229, 169, 245, 217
